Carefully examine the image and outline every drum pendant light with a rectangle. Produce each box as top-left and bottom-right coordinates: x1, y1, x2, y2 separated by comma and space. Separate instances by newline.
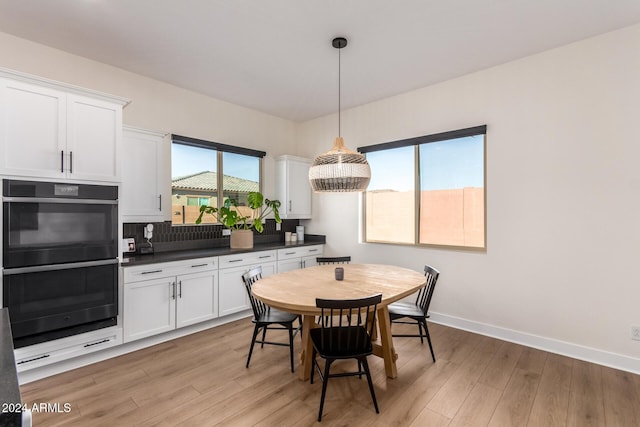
309, 37, 371, 192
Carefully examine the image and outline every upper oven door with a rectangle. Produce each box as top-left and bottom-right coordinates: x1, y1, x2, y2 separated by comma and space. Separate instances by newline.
3, 180, 118, 268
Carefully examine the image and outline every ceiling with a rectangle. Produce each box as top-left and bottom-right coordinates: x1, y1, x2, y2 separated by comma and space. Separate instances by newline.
1, 1, 640, 122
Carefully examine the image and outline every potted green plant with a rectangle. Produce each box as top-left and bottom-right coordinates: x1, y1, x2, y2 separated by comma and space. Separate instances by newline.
195, 192, 282, 249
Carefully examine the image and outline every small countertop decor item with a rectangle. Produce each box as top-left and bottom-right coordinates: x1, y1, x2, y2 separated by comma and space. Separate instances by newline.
335, 267, 344, 281
195, 192, 281, 249
308, 37, 371, 193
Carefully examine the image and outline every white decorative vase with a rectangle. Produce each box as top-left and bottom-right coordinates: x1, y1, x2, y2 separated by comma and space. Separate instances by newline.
230, 229, 253, 249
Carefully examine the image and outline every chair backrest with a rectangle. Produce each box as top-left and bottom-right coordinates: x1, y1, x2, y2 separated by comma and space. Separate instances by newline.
416, 265, 440, 314
241, 266, 268, 318
316, 256, 351, 265
316, 294, 382, 353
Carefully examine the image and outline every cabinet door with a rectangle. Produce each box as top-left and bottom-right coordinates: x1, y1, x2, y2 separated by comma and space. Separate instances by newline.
176, 270, 218, 328
287, 159, 312, 217
218, 265, 252, 317
277, 258, 302, 273
218, 262, 276, 317
301, 255, 318, 269
67, 94, 121, 182
0, 79, 66, 178
121, 127, 166, 221
258, 262, 276, 278
124, 277, 176, 342
276, 156, 312, 219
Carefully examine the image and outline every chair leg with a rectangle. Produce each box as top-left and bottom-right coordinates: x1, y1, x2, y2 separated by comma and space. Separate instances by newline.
318, 359, 333, 422
288, 323, 295, 373
422, 320, 436, 362
246, 324, 261, 368
361, 357, 379, 414
417, 321, 425, 344
260, 325, 267, 348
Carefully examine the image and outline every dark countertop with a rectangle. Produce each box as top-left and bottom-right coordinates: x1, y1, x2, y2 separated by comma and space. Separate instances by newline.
121, 235, 326, 267
0, 308, 22, 426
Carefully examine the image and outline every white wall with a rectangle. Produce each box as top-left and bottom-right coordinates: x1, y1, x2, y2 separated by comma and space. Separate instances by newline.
0, 31, 295, 196
297, 24, 640, 372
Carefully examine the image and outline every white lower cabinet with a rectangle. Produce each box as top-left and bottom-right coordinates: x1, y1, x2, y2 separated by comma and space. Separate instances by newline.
218, 250, 277, 317
277, 245, 323, 272
123, 257, 218, 343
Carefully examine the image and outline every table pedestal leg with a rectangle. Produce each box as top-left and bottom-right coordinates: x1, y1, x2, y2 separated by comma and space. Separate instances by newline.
373, 306, 398, 379
298, 314, 316, 381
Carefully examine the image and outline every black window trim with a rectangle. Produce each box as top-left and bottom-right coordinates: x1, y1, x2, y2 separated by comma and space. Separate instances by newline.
172, 134, 266, 158
357, 125, 487, 154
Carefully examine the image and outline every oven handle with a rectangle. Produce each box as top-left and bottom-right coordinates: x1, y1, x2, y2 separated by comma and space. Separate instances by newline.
3, 259, 119, 275
2, 197, 117, 205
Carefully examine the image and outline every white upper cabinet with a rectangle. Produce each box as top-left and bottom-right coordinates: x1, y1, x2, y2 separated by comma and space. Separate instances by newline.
121, 126, 168, 222
67, 94, 122, 181
0, 68, 128, 183
275, 155, 312, 219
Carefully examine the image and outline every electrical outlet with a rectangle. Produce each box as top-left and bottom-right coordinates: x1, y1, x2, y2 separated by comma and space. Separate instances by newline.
632, 326, 640, 341
276, 222, 281, 231
222, 229, 231, 236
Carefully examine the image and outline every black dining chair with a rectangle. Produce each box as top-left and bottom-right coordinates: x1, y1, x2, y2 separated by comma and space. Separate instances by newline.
316, 256, 351, 265
242, 266, 301, 372
310, 293, 382, 421
388, 265, 440, 362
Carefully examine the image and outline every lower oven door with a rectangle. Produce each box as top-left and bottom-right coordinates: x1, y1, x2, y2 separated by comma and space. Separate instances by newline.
3, 259, 118, 347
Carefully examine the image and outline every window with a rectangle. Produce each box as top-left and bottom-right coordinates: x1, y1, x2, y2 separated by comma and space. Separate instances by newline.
171, 134, 264, 225
360, 126, 486, 249
365, 146, 415, 244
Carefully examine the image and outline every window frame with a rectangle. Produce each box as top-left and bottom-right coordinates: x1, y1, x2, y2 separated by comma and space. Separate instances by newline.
359, 125, 487, 250
171, 134, 265, 226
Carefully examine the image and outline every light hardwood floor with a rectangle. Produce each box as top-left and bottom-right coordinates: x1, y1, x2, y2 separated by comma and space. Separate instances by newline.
20, 319, 640, 426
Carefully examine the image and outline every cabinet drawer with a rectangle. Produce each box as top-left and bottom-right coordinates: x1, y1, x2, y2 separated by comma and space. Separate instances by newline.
277, 245, 323, 260
14, 327, 122, 371
123, 257, 217, 283
219, 250, 276, 269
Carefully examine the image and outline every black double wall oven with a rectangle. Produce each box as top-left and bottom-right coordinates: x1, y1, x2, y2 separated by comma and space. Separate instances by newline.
2, 180, 118, 348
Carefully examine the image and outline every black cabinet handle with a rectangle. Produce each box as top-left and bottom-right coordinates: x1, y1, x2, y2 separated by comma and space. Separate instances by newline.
228, 259, 243, 263
191, 263, 208, 268
141, 269, 162, 275
69, 151, 73, 173
61, 150, 64, 172
178, 281, 182, 298
84, 339, 110, 348
159, 194, 162, 211
17, 354, 50, 365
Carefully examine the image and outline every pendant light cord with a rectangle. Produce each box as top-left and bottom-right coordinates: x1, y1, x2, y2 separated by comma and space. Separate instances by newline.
338, 46, 341, 138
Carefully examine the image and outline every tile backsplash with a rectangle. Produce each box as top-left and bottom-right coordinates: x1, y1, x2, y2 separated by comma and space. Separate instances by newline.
123, 219, 300, 253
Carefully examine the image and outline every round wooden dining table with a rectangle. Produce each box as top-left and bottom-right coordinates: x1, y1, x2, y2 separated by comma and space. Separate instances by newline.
251, 263, 426, 381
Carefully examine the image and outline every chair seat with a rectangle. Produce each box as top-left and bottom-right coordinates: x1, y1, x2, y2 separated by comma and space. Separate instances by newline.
253, 308, 299, 324
388, 301, 425, 319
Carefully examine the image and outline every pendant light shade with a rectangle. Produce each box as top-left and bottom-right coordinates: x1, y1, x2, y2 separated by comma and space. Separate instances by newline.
309, 37, 370, 193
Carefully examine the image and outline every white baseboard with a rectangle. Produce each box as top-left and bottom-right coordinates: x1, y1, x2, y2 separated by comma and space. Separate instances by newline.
18, 311, 251, 384
429, 312, 640, 375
